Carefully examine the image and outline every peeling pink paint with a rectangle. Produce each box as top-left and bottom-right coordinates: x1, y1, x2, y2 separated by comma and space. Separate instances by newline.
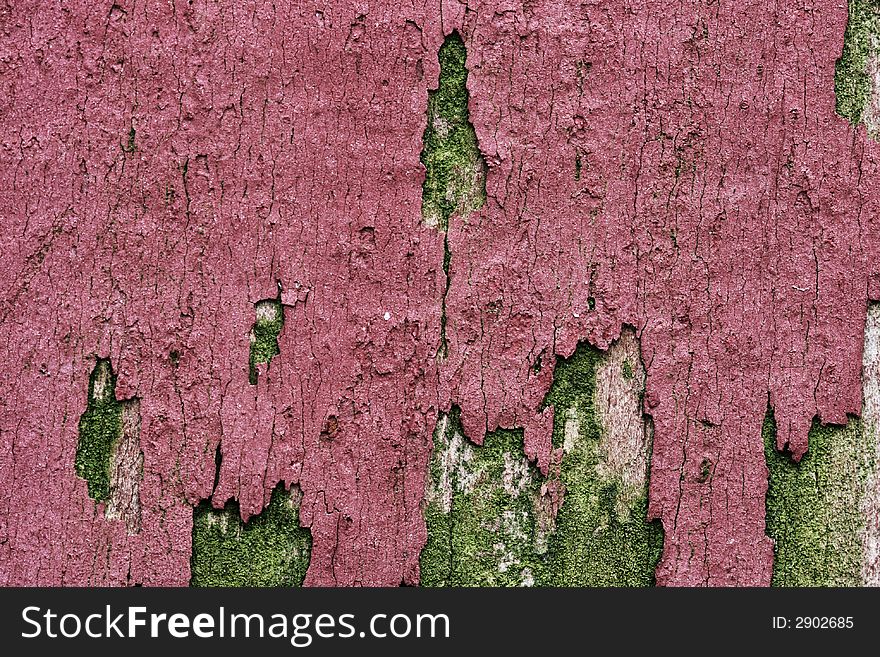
2, 1, 880, 586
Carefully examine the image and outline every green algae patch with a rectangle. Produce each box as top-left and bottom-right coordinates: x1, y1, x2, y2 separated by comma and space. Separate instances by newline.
541, 341, 663, 586
421, 411, 545, 586
421, 331, 663, 586
420, 32, 486, 230
422, 33, 486, 358
249, 297, 284, 385
835, 0, 880, 126
75, 358, 123, 502
764, 407, 876, 586
191, 484, 312, 587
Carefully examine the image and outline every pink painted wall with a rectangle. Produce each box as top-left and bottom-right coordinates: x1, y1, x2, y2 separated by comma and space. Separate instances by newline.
2, 0, 879, 586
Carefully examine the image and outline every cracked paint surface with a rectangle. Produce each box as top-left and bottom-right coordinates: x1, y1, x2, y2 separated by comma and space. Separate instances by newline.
3, 1, 880, 586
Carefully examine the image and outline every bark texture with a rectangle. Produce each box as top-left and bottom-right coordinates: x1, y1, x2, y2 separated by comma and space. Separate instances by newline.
2, 1, 880, 586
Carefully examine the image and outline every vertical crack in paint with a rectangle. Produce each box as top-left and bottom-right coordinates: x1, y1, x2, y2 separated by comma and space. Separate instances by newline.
765, 306, 880, 585
191, 288, 310, 585
190, 483, 312, 586
420, 31, 486, 358
421, 329, 662, 585
248, 293, 284, 385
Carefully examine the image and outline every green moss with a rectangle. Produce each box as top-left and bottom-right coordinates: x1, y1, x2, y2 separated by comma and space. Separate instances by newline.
249, 297, 284, 385
421, 410, 545, 586
698, 458, 712, 483
835, 0, 880, 125
541, 343, 663, 586
75, 359, 123, 502
122, 126, 136, 153
764, 406, 876, 586
421, 341, 663, 587
423, 33, 485, 358
190, 484, 312, 587
438, 233, 452, 359
420, 32, 486, 230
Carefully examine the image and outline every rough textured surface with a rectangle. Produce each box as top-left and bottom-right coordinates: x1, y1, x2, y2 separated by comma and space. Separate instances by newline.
105, 399, 143, 535
191, 484, 311, 586
75, 359, 124, 504
248, 296, 285, 386
541, 329, 663, 586
421, 415, 545, 586
3, 1, 880, 586
593, 329, 653, 519
764, 302, 880, 586
764, 412, 874, 585
862, 304, 880, 584
421, 329, 662, 586
835, 0, 880, 129
420, 31, 486, 231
